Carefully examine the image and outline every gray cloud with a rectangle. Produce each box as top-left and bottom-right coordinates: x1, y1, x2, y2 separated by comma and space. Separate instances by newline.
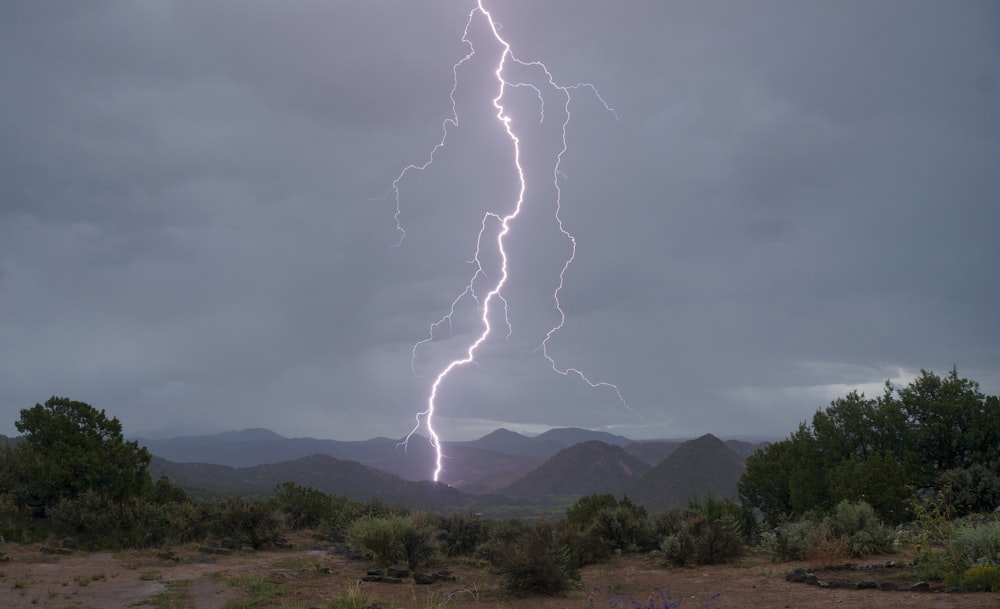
1, 1, 998, 456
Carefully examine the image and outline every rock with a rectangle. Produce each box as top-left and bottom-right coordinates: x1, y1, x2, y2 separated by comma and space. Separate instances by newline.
360, 575, 382, 582
387, 565, 409, 578
413, 571, 437, 585
366, 568, 384, 577
380, 576, 402, 584
856, 580, 877, 589
910, 581, 930, 592
785, 568, 808, 583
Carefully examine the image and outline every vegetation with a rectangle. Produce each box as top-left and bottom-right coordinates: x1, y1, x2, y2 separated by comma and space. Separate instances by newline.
0, 376, 998, 600
739, 369, 1000, 526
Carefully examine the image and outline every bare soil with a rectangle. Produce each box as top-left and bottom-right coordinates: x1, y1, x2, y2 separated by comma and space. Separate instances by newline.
0, 537, 996, 609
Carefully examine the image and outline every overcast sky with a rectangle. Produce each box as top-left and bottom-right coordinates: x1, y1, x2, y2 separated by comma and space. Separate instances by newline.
2, 1, 998, 448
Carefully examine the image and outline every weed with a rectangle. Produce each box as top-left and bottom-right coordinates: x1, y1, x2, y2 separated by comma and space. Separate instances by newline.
147, 579, 191, 609
223, 572, 282, 608
589, 587, 724, 609
327, 581, 374, 609
139, 570, 162, 581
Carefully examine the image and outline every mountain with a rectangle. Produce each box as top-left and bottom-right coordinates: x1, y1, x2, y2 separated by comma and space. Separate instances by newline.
725, 439, 768, 458
623, 440, 684, 466
624, 434, 746, 513
148, 454, 477, 513
453, 428, 563, 458
534, 427, 631, 448
137, 431, 403, 468
499, 440, 651, 498
373, 442, 543, 494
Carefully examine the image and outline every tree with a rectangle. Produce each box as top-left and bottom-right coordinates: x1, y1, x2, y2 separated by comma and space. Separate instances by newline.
2, 397, 152, 514
738, 370, 1000, 526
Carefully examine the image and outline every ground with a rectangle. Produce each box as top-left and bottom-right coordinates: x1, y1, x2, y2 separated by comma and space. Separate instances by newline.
0, 535, 996, 609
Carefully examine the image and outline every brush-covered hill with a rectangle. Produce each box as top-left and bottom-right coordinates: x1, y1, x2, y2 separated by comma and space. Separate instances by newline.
148, 454, 477, 513
623, 440, 683, 466
624, 433, 746, 513
498, 440, 651, 498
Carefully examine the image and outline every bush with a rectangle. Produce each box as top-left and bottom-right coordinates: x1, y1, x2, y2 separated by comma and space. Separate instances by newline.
959, 564, 1000, 592
474, 518, 528, 563
951, 520, 1000, 567
586, 504, 653, 555
489, 519, 578, 596
824, 500, 894, 558
436, 512, 490, 557
0, 493, 33, 543
271, 482, 336, 530
215, 497, 285, 549
347, 513, 437, 568
655, 498, 745, 567
938, 465, 1000, 517
46, 491, 174, 549
659, 511, 743, 566
761, 518, 840, 562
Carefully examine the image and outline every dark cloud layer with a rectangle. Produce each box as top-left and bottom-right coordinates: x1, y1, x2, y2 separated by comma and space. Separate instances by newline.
2, 2, 998, 453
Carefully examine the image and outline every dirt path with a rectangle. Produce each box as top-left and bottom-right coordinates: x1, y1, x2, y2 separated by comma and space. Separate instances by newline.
0, 542, 996, 609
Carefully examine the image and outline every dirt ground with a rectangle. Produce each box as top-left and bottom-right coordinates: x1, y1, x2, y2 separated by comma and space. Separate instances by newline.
0, 537, 996, 609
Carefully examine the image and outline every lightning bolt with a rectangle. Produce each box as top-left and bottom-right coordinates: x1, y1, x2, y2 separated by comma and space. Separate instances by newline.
387, 1, 626, 482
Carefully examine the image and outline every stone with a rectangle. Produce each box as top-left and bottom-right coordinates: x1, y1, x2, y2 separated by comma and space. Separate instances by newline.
387, 565, 410, 578
910, 581, 930, 592
413, 571, 437, 585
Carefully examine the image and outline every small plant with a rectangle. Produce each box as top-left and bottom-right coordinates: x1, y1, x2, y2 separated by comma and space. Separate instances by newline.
328, 581, 373, 609
148, 580, 191, 609
959, 564, 1000, 592
224, 573, 282, 608
489, 519, 579, 596
139, 570, 162, 581
589, 587, 724, 609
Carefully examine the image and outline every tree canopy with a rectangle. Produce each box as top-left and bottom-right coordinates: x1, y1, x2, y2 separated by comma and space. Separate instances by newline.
738, 369, 1000, 526
1, 396, 152, 513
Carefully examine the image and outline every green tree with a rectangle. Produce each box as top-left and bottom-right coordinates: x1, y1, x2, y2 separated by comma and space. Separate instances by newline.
1, 396, 152, 514
897, 369, 1000, 482
738, 370, 1000, 526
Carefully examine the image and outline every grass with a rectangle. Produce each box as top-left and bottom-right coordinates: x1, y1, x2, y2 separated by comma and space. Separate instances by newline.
327, 581, 378, 609
139, 570, 163, 581
223, 572, 283, 609
144, 579, 191, 609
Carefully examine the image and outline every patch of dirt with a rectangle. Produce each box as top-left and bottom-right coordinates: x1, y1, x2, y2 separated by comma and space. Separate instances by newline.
0, 538, 996, 609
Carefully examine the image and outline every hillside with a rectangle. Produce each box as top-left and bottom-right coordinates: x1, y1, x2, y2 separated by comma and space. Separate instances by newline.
624, 433, 746, 513
148, 454, 476, 513
499, 440, 651, 498
453, 428, 563, 457
373, 442, 543, 494
623, 440, 683, 466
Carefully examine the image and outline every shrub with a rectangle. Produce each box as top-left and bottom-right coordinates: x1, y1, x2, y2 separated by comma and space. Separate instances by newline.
659, 511, 743, 566
489, 519, 579, 596
761, 518, 840, 562
951, 520, 1000, 567
656, 499, 745, 566
938, 465, 1000, 517
0, 493, 33, 543
347, 513, 437, 568
436, 512, 490, 557
215, 497, 285, 549
271, 482, 336, 530
959, 564, 1000, 592
824, 500, 894, 558
46, 491, 175, 549
587, 504, 653, 555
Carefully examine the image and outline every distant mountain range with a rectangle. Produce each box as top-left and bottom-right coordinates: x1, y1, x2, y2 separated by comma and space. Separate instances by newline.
136, 427, 767, 514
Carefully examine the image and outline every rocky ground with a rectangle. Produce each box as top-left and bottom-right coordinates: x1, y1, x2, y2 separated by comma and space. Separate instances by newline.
0, 536, 996, 609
